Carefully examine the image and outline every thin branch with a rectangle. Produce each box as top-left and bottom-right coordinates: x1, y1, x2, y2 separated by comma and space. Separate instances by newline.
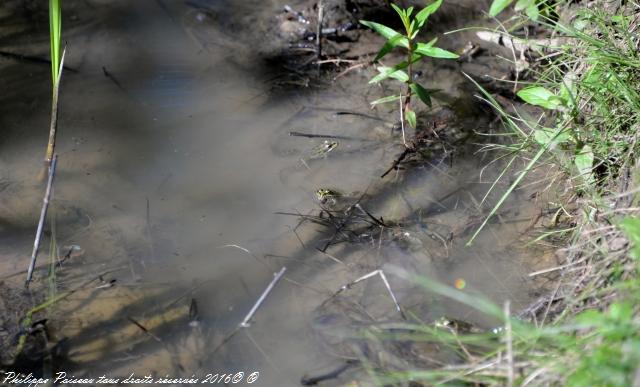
240, 267, 287, 328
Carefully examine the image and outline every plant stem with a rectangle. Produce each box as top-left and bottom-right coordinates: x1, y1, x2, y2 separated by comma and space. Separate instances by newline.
44, 47, 65, 167
26, 155, 58, 286
399, 39, 413, 149
406, 42, 413, 100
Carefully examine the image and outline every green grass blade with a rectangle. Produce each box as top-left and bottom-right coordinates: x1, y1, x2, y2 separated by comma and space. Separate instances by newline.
466, 141, 549, 246
49, 0, 61, 85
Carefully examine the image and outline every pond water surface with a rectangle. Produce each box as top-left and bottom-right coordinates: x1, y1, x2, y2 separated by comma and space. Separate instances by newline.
0, 1, 557, 385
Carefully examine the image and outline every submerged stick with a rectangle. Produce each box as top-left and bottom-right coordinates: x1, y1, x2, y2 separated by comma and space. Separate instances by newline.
0, 51, 77, 72
288, 131, 364, 141
239, 267, 287, 328
304, 106, 387, 122
26, 155, 58, 286
338, 269, 405, 319
380, 147, 413, 178
301, 360, 358, 386
127, 316, 163, 343
102, 66, 127, 93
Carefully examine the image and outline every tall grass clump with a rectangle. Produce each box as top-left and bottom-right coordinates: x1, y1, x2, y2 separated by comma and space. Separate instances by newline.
468, 1, 640, 243
368, 1, 640, 385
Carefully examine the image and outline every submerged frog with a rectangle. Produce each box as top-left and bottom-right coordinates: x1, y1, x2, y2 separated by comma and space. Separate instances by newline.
304, 140, 339, 163
315, 188, 342, 206
277, 140, 340, 184
315, 188, 363, 212
433, 316, 482, 334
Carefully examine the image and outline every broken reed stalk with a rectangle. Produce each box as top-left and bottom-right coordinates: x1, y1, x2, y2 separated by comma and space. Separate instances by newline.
26, 155, 58, 286
240, 266, 287, 328
337, 269, 405, 318
44, 47, 66, 168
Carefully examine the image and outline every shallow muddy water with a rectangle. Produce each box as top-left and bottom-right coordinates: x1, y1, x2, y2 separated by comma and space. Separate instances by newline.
0, 0, 557, 385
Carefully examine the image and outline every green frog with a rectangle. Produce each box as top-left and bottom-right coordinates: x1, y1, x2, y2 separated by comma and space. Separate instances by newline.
314, 188, 363, 212
315, 188, 342, 206
277, 140, 339, 184
433, 316, 481, 334
304, 140, 339, 163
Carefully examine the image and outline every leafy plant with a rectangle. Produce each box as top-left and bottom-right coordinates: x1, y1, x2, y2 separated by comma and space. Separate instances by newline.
360, 0, 458, 139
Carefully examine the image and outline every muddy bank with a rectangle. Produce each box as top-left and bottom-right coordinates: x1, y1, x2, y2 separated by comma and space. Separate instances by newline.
0, 0, 561, 384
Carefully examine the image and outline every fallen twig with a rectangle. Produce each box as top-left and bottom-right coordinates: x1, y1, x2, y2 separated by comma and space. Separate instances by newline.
355, 203, 387, 227
380, 147, 413, 178
0, 50, 77, 72
102, 66, 127, 93
240, 267, 287, 328
475, 31, 569, 53
337, 269, 405, 319
301, 360, 359, 386
288, 131, 364, 141
127, 316, 163, 343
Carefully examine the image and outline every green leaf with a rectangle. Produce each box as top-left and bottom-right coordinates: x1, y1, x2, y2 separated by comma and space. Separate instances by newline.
371, 94, 401, 105
390, 3, 411, 33
608, 302, 632, 322
409, 82, 434, 107
489, 0, 514, 17
408, 19, 416, 37
514, 0, 533, 11
517, 86, 564, 110
415, 43, 459, 59
360, 20, 409, 48
415, 0, 443, 27
525, 4, 539, 20
374, 34, 408, 61
533, 126, 572, 147
620, 217, 640, 260
560, 72, 578, 110
575, 309, 605, 327
387, 68, 409, 83
49, 0, 62, 85
575, 144, 594, 185
406, 6, 414, 17
370, 63, 410, 83
406, 109, 417, 128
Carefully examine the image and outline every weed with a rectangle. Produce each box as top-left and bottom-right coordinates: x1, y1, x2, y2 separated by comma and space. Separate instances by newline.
360, 0, 458, 144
